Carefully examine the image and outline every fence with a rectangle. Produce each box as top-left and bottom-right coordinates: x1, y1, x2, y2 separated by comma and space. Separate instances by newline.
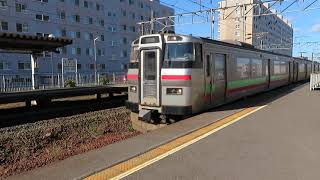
0, 72, 127, 92
310, 73, 320, 91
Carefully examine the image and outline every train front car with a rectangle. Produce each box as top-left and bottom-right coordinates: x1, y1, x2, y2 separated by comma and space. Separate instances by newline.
126, 33, 202, 123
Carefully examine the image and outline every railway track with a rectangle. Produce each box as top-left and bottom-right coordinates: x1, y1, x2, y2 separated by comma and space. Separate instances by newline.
0, 95, 127, 128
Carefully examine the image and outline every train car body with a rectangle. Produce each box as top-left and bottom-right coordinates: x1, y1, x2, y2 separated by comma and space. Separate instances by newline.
126, 33, 317, 123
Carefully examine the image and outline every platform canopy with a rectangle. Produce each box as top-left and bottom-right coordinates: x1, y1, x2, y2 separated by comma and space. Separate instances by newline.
0, 32, 72, 53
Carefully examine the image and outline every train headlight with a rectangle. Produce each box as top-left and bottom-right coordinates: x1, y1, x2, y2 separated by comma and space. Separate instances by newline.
167, 36, 183, 41
167, 88, 183, 95
130, 86, 137, 93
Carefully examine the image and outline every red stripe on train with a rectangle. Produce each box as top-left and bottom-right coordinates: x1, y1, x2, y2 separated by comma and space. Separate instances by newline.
127, 74, 138, 80
227, 83, 267, 94
161, 75, 192, 80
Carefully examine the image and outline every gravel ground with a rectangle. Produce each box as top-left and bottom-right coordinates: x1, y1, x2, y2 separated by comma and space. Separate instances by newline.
0, 106, 139, 179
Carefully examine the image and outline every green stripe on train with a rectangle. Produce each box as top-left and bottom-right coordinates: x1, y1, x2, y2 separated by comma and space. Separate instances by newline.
205, 75, 287, 92
271, 75, 288, 81
228, 77, 267, 89
205, 84, 216, 93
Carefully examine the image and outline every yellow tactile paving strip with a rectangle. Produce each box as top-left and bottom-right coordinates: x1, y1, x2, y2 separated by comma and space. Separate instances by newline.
85, 105, 266, 180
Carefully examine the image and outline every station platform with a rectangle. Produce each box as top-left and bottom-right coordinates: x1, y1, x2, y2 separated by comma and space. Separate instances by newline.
8, 83, 320, 180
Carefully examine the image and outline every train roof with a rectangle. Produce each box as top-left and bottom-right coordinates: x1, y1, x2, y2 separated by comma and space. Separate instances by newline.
138, 33, 314, 63
200, 37, 313, 63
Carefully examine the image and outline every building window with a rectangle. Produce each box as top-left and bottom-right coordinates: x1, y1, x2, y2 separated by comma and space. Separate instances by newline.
36, 14, 49, 21
0, 61, 11, 70
72, 14, 80, 23
56, 28, 66, 37
76, 47, 81, 55
96, 3, 100, 11
70, 31, 76, 38
58, 63, 62, 70
74, 0, 80, 6
60, 47, 67, 54
108, 26, 116, 32
16, 23, 28, 32
83, 0, 88, 8
0, 21, 8, 30
18, 62, 31, 70
98, 19, 104, 27
122, 25, 127, 31
0, 0, 8, 7
121, 50, 127, 58
100, 34, 105, 41
85, 16, 93, 24
58, 10, 66, 20
129, 26, 136, 32
76, 31, 81, 38
122, 37, 127, 44
15, 3, 26, 12
71, 47, 76, 55
122, 10, 126, 17
110, 41, 116, 47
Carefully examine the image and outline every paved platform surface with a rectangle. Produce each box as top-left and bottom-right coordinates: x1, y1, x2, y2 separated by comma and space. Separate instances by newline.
8, 83, 317, 180
126, 84, 320, 180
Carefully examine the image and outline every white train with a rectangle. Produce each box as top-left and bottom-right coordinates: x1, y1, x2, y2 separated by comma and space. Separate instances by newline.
126, 33, 318, 123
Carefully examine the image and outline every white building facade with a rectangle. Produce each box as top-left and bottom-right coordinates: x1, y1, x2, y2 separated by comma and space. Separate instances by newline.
219, 0, 293, 56
0, 0, 173, 77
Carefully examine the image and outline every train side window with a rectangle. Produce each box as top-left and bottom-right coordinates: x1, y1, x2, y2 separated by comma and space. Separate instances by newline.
274, 60, 287, 75
195, 44, 203, 62
299, 63, 305, 73
215, 54, 226, 80
194, 43, 203, 68
236, 58, 250, 79
206, 55, 210, 77
252, 59, 263, 77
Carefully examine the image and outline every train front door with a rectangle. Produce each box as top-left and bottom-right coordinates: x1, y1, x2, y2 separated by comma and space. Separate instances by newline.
212, 53, 226, 105
140, 49, 160, 107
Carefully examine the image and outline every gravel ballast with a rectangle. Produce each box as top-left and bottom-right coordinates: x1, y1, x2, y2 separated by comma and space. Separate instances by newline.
0, 106, 138, 179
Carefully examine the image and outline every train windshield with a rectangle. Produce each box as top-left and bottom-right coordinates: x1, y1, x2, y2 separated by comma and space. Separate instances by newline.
164, 43, 194, 62
129, 47, 139, 69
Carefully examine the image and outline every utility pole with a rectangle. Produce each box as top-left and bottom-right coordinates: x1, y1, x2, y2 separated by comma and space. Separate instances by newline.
312, 52, 314, 73
210, 9, 215, 39
51, 52, 54, 87
151, 10, 154, 34
94, 37, 99, 85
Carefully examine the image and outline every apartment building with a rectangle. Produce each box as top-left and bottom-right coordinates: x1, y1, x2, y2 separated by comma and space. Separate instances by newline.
0, 0, 174, 76
219, 0, 293, 56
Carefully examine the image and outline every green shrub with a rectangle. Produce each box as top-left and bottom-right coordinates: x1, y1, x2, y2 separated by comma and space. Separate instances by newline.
65, 80, 76, 88
101, 77, 110, 85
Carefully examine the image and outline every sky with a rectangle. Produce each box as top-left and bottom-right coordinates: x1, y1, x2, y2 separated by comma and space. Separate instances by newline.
160, 0, 320, 60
